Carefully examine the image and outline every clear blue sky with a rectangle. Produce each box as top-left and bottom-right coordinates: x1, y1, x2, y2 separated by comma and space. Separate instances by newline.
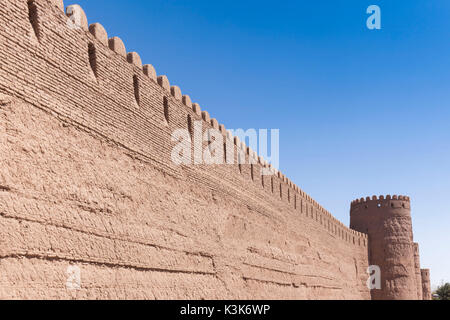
65, 0, 450, 288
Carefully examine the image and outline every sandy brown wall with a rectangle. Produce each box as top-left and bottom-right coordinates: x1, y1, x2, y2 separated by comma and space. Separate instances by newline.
0, 0, 370, 299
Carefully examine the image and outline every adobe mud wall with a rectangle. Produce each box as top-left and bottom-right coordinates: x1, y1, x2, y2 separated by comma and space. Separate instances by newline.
1, 0, 371, 299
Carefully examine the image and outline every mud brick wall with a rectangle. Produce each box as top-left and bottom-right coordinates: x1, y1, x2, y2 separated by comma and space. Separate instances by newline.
0, 0, 370, 299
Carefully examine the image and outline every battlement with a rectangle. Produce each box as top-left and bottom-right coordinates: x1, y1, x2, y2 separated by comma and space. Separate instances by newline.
351, 195, 410, 205
27, 1, 367, 247
351, 195, 411, 213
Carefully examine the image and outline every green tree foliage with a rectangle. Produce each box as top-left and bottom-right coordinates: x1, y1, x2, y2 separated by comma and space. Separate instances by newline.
435, 283, 450, 300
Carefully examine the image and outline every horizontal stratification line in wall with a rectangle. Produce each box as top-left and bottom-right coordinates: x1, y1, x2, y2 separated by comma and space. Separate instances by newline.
0, 253, 217, 277
243, 277, 342, 291
242, 262, 298, 276
0, 209, 213, 264
242, 276, 293, 288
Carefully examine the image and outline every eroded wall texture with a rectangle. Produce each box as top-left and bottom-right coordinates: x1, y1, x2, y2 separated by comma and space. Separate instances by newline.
0, 0, 422, 300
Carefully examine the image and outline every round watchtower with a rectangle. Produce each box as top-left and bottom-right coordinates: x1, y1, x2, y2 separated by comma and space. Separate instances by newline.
350, 195, 418, 300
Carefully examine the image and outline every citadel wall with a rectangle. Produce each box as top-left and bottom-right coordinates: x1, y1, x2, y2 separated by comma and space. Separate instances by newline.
1, 0, 371, 299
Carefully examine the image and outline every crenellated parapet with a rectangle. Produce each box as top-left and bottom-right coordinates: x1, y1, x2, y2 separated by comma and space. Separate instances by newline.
1, 0, 366, 251
351, 194, 410, 206
351, 195, 411, 216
